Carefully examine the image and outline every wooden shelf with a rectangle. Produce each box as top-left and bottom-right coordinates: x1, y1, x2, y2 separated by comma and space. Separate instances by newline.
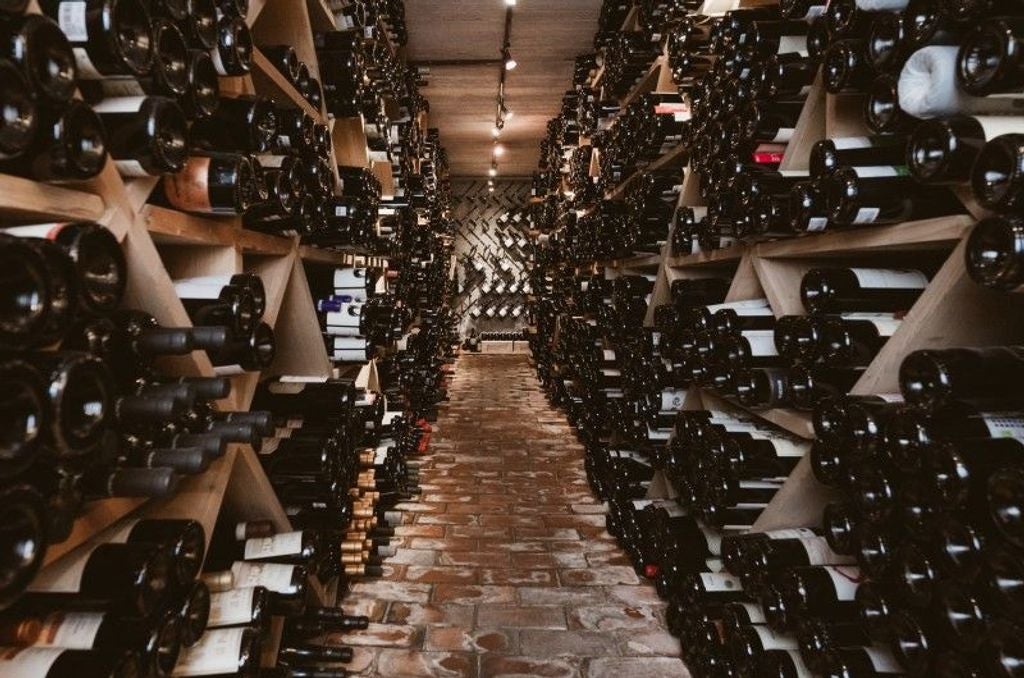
144, 205, 297, 255
250, 49, 323, 123
605, 142, 689, 201
665, 242, 747, 268
0, 173, 107, 223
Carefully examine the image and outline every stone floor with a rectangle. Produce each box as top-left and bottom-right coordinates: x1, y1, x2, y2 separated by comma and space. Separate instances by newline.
334, 354, 688, 677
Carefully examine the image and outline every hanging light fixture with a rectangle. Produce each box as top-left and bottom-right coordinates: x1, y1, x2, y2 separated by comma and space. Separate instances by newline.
503, 47, 517, 71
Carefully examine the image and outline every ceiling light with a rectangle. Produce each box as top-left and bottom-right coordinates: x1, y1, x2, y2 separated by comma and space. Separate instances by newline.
493, 144, 505, 157
504, 0, 516, 5
503, 107, 514, 121
492, 126, 502, 138
488, 166, 498, 177
504, 53, 517, 70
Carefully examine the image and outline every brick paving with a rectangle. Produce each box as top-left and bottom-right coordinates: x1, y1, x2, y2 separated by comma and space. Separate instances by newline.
333, 354, 688, 677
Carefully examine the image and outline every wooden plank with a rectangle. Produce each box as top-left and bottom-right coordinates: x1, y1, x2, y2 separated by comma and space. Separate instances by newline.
250, 49, 322, 122
333, 117, 370, 168
268, 257, 333, 377
665, 242, 748, 268
0, 173, 106, 223
826, 93, 871, 139
144, 205, 295, 255
751, 456, 838, 531
247, 249, 297, 329
779, 72, 825, 172
854, 238, 1024, 395
299, 246, 355, 266
252, 0, 321, 81
306, 0, 336, 32
754, 214, 975, 259
42, 499, 145, 567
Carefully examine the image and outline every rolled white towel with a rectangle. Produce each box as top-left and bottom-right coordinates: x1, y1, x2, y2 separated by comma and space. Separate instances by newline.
855, 0, 909, 10
900, 46, 1024, 117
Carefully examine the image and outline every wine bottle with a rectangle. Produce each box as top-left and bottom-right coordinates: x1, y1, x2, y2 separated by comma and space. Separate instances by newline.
210, 15, 252, 76
163, 153, 258, 215
0, 483, 48, 608
190, 95, 277, 154
43, 0, 154, 78
93, 96, 189, 177
171, 626, 260, 677
206, 586, 269, 629
0, 60, 36, 161
0, 14, 77, 106
801, 267, 928, 314
0, 647, 142, 677
909, 116, 1024, 185
899, 346, 1024, 408
23, 543, 175, 619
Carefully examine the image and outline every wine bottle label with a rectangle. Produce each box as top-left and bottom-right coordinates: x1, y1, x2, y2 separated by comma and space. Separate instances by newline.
164, 158, 213, 212
699, 572, 742, 592
230, 561, 299, 594
57, 2, 89, 42
1, 224, 67, 239
798, 536, 855, 565
842, 312, 902, 336
739, 480, 783, 490
823, 565, 861, 600
213, 365, 246, 376
333, 349, 369, 362
34, 611, 105, 649
743, 330, 779, 357
777, 35, 808, 57
602, 349, 616, 361
851, 166, 911, 178
765, 436, 808, 458
174, 280, 226, 299
831, 137, 872, 150
325, 308, 362, 327
852, 207, 880, 224
771, 127, 795, 143
706, 557, 725, 572
647, 426, 671, 441
172, 627, 245, 676
982, 413, 1024, 440
207, 587, 258, 628
850, 268, 928, 289
0, 647, 66, 676
244, 531, 304, 559
706, 299, 769, 313
863, 645, 902, 673
753, 625, 798, 650
100, 79, 146, 98
277, 376, 329, 383
661, 388, 686, 410
876, 393, 904, 402
806, 217, 828, 232
977, 116, 1024, 140
92, 96, 148, 114
765, 527, 818, 540
602, 369, 621, 377
735, 602, 766, 624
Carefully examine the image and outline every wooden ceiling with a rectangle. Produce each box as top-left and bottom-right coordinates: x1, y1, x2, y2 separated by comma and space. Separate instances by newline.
404, 0, 600, 178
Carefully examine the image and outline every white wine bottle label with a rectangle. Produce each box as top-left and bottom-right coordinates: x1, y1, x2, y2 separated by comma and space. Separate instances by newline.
799, 536, 855, 565
842, 312, 902, 336
743, 330, 779, 357
72, 47, 103, 79
753, 625, 798, 650
334, 268, 366, 288
230, 561, 298, 594
2, 224, 67, 239
57, 2, 89, 42
602, 349, 616, 361
333, 349, 369, 362
647, 426, 671, 441
771, 127, 795, 143
850, 268, 928, 289
852, 207, 880, 224
244, 531, 304, 559
92, 96, 148, 114
602, 369, 622, 377
0, 647, 67, 676
35, 611, 105, 649
173, 281, 224, 299
706, 557, 725, 572
739, 480, 783, 490
735, 602, 766, 624
777, 34, 808, 56
851, 165, 910, 178
765, 527, 818, 540
207, 587, 258, 628
661, 388, 686, 410
699, 572, 742, 592
770, 437, 809, 458
863, 645, 903, 673
277, 376, 329, 384
982, 413, 1024, 439
977, 116, 1024, 140
806, 216, 828, 232
325, 308, 362, 327
172, 627, 245, 676
707, 298, 770, 313
831, 137, 872, 150
824, 565, 861, 600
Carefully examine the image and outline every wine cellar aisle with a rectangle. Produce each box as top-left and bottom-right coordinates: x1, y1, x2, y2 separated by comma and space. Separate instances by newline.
347, 354, 687, 678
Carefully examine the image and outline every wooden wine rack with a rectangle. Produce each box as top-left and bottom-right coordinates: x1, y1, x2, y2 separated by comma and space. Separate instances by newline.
544, 5, 1024, 536
12, 0, 415, 665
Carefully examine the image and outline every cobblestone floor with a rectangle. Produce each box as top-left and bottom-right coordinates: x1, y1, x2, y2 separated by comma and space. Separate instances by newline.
334, 354, 688, 677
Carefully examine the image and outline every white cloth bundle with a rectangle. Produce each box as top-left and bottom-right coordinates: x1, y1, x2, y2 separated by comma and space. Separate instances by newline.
900, 46, 1024, 117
